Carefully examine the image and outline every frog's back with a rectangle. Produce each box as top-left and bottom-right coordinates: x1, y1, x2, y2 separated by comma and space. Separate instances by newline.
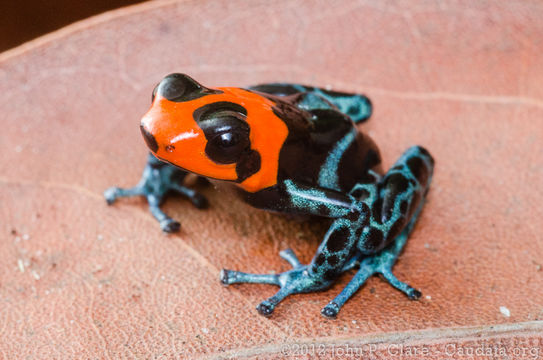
260, 92, 382, 193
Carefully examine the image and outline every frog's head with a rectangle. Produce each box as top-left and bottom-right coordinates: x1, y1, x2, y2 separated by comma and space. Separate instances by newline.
140, 73, 260, 183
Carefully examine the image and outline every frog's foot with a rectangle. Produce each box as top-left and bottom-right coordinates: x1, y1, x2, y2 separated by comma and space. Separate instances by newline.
104, 185, 184, 232
104, 154, 208, 233
321, 223, 422, 319
221, 248, 335, 316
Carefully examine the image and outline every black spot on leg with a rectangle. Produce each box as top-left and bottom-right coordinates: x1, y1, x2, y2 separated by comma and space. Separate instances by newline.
354, 223, 364, 239
313, 253, 327, 268
407, 191, 422, 220
317, 204, 331, 216
372, 197, 383, 224
384, 173, 410, 194
400, 200, 408, 214
363, 227, 384, 252
324, 269, 338, 280
386, 218, 406, 243
407, 156, 429, 188
351, 188, 370, 200
416, 146, 434, 165
382, 173, 410, 221
358, 172, 378, 184
325, 227, 350, 253
328, 255, 339, 267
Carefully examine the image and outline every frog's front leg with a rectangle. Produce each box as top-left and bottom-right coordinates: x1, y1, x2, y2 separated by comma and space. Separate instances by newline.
104, 153, 208, 232
221, 181, 367, 316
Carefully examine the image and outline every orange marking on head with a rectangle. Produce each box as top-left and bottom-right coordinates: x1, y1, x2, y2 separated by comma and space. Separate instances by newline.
141, 87, 288, 192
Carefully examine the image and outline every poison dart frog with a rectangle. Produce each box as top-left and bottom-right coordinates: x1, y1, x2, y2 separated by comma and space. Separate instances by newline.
105, 73, 434, 318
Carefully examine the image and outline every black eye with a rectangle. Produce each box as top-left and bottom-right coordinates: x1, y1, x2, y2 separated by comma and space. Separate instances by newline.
206, 129, 249, 164
217, 132, 239, 147
194, 102, 251, 164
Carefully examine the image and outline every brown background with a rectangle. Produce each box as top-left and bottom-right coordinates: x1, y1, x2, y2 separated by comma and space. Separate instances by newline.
1, 0, 145, 52
1, 0, 542, 358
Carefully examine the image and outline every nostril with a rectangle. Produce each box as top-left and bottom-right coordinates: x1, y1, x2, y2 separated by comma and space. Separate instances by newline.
140, 125, 159, 153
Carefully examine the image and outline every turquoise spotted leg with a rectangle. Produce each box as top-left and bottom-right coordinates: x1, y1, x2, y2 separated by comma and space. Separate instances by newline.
321, 146, 434, 317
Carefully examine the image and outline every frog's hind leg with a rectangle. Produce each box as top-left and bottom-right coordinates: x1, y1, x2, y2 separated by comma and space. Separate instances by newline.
104, 153, 208, 232
321, 145, 434, 318
221, 218, 362, 317
248, 83, 372, 124
321, 208, 422, 318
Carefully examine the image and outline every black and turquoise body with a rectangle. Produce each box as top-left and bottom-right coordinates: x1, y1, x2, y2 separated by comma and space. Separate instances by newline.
105, 74, 435, 318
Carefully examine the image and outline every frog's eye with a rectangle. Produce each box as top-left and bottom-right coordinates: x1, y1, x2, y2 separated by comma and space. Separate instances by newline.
194, 101, 251, 164
203, 119, 250, 164
156, 73, 221, 102
216, 132, 240, 148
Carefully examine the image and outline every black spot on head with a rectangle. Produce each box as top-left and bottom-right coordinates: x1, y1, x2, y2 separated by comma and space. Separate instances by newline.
193, 101, 247, 121
140, 125, 158, 152
236, 149, 261, 182
157, 73, 222, 102
363, 227, 384, 253
152, 84, 158, 102
326, 227, 350, 253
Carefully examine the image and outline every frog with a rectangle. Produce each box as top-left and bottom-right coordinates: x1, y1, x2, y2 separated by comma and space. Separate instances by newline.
104, 73, 434, 318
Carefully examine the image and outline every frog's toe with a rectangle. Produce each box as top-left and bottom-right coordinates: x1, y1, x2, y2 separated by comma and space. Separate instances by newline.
219, 269, 234, 286
379, 268, 421, 300
256, 301, 276, 317
219, 269, 279, 286
104, 187, 119, 204
104, 186, 142, 204
170, 183, 209, 209
321, 302, 340, 318
160, 218, 181, 233
279, 248, 302, 269
408, 288, 422, 300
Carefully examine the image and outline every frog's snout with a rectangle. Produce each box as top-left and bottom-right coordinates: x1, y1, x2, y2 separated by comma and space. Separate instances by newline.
140, 124, 158, 153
